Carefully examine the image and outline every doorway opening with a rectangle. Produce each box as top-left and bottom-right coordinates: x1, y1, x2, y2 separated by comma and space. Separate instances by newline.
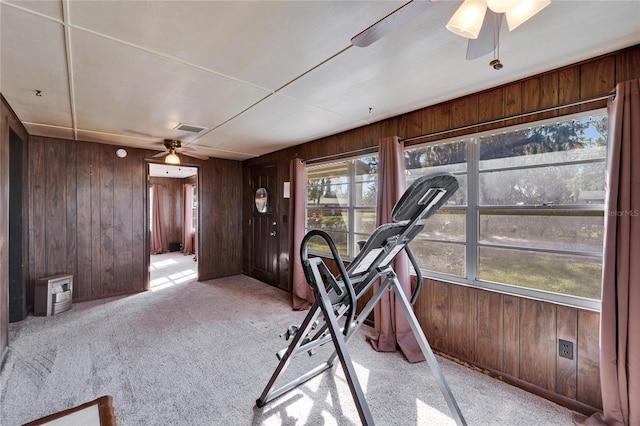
148, 163, 199, 292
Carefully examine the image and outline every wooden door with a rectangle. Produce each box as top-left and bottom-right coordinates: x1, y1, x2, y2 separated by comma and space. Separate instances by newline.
250, 166, 278, 286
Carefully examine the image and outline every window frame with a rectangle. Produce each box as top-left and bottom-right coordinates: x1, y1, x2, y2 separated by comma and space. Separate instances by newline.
305, 154, 378, 260
405, 109, 606, 311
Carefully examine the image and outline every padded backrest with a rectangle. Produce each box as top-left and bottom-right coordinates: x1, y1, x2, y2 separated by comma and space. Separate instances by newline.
345, 172, 458, 277
392, 172, 459, 223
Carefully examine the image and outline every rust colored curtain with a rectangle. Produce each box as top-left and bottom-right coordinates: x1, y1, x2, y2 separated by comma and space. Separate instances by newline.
366, 136, 425, 363
578, 79, 640, 426
182, 184, 194, 255
290, 158, 314, 309
150, 184, 167, 255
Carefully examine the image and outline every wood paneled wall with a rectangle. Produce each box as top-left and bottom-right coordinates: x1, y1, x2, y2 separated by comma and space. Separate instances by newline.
243, 45, 640, 413
197, 158, 243, 279
28, 137, 148, 300
417, 279, 602, 412
1, 95, 29, 368
26, 136, 243, 304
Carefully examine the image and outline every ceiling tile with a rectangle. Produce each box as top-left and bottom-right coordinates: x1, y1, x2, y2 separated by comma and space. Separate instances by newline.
66, 0, 405, 91
70, 27, 271, 147
191, 93, 363, 157
1, 3, 72, 127
5, 0, 63, 21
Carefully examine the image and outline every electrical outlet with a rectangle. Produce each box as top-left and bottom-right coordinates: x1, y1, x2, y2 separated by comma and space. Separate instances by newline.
559, 339, 574, 360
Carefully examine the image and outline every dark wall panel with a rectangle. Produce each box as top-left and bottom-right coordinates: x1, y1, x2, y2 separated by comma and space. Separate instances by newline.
197, 157, 243, 280
1, 95, 29, 367
476, 290, 503, 371
25, 137, 242, 302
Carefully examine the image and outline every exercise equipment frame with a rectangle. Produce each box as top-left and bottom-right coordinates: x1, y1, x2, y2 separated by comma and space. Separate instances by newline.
256, 173, 467, 426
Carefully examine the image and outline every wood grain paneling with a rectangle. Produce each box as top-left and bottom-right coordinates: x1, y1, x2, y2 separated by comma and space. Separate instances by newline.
449, 96, 478, 138
476, 290, 503, 371
477, 88, 504, 133
580, 56, 615, 110
556, 305, 578, 399
114, 151, 133, 293
429, 279, 450, 351
615, 47, 640, 82
558, 66, 581, 116
398, 109, 423, 139
198, 158, 243, 280
577, 310, 602, 408
448, 284, 477, 361
522, 72, 559, 121
502, 294, 520, 378
76, 143, 92, 299
130, 150, 146, 292
519, 299, 556, 390
65, 141, 78, 297
23, 137, 242, 303
502, 82, 523, 127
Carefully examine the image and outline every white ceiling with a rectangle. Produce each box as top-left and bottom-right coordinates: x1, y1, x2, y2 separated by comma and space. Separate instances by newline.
1, 1, 639, 161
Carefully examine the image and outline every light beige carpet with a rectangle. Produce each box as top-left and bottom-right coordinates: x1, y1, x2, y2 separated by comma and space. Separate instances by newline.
1, 273, 576, 425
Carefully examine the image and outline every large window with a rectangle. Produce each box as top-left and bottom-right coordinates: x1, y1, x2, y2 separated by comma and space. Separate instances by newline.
192, 185, 198, 231
405, 112, 607, 309
306, 155, 378, 258
406, 140, 467, 277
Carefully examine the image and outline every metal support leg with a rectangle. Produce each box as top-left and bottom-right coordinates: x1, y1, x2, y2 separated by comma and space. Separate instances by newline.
256, 299, 326, 407
257, 266, 466, 426
390, 276, 467, 426
315, 280, 375, 426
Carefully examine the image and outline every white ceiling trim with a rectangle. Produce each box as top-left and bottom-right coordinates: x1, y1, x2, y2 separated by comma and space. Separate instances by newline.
3, 1, 63, 23
61, 0, 77, 140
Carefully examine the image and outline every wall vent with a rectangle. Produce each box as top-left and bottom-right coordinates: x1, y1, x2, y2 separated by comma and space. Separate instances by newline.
174, 123, 207, 133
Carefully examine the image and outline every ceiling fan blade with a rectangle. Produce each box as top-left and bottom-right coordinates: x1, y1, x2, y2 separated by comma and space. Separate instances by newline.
466, 9, 503, 60
351, 0, 435, 48
152, 151, 168, 158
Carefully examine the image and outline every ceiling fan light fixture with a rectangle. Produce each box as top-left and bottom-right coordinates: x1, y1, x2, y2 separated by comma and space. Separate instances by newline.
486, 0, 523, 13
505, 0, 550, 31
165, 151, 180, 165
446, 0, 488, 39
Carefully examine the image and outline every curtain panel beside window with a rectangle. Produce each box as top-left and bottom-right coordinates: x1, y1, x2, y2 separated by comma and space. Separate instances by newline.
182, 184, 194, 255
290, 159, 314, 310
150, 184, 167, 255
578, 79, 640, 426
366, 136, 425, 363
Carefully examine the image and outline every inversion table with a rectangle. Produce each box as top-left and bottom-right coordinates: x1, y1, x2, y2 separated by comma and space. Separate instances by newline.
256, 172, 466, 426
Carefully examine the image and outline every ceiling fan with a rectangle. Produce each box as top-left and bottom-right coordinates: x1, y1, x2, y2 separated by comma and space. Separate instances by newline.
351, 0, 550, 63
151, 139, 208, 164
